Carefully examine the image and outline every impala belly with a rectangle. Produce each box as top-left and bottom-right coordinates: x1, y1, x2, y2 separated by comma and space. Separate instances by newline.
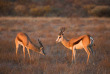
69, 40, 84, 50
75, 40, 83, 49
18, 41, 23, 46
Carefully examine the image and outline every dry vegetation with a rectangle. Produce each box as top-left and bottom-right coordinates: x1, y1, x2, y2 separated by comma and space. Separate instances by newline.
0, 17, 110, 74
0, 0, 110, 17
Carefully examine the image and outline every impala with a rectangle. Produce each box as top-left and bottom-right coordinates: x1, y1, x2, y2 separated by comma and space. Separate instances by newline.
56, 27, 94, 64
15, 32, 46, 59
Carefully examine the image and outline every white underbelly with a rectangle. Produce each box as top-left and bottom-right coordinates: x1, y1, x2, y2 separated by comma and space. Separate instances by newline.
18, 41, 23, 46
74, 40, 84, 49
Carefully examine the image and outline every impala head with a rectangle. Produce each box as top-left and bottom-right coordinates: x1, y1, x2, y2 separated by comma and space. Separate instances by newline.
56, 27, 65, 43
38, 39, 46, 55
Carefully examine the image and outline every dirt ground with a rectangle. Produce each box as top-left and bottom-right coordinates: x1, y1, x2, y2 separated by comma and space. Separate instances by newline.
0, 17, 110, 74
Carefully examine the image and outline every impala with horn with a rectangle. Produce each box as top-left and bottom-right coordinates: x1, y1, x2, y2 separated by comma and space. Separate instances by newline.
15, 32, 46, 60
56, 27, 94, 64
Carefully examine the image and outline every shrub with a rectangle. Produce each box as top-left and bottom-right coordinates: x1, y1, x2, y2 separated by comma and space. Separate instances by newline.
14, 5, 27, 16
50, 7, 63, 16
0, 1, 13, 16
83, 4, 96, 11
89, 6, 110, 17
29, 5, 51, 16
29, 7, 44, 16
83, 4, 96, 16
43, 5, 51, 15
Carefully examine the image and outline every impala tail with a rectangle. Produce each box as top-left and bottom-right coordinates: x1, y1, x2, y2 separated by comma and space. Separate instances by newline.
89, 36, 94, 54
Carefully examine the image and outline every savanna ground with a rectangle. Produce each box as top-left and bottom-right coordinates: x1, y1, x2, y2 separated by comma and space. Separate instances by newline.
0, 17, 110, 74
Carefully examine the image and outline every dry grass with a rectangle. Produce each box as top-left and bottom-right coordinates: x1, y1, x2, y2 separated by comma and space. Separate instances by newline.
0, 17, 110, 74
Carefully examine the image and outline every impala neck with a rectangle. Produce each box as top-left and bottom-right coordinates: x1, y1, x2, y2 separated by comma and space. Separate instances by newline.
61, 36, 70, 49
28, 42, 40, 52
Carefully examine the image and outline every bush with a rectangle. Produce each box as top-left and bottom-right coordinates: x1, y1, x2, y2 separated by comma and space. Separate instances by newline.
50, 7, 62, 16
14, 5, 27, 16
89, 6, 110, 17
29, 5, 51, 16
83, 4, 96, 16
83, 4, 96, 11
0, 1, 13, 16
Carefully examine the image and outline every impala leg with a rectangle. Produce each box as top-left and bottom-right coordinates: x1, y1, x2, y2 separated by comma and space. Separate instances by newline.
27, 48, 31, 64
84, 46, 90, 64
72, 47, 76, 64
89, 46, 94, 54
73, 49, 76, 63
72, 49, 73, 63
27, 48, 31, 60
23, 46, 25, 58
16, 43, 19, 56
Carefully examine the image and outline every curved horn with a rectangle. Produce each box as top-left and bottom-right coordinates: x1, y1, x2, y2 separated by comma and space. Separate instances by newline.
59, 27, 66, 35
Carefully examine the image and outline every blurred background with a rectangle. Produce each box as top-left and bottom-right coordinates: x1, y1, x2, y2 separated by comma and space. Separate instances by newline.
0, 0, 110, 17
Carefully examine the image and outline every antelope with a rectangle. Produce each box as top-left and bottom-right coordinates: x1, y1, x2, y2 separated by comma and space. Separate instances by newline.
56, 27, 94, 64
15, 32, 46, 60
